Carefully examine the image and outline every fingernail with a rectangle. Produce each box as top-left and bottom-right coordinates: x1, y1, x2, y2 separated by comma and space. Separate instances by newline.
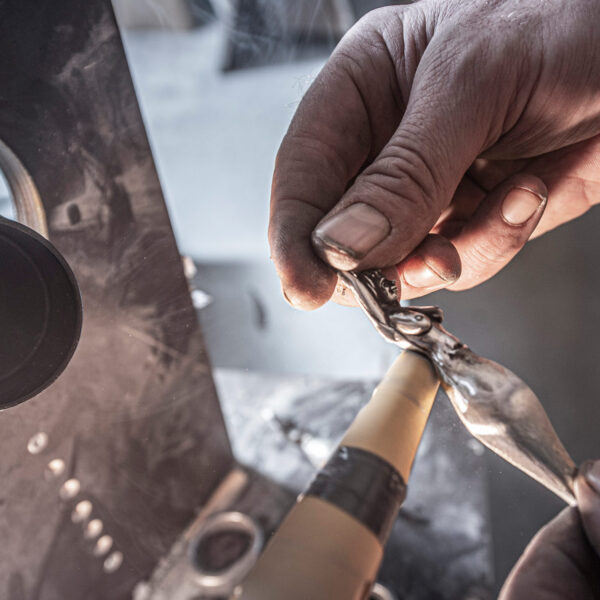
312, 203, 390, 269
403, 256, 455, 289
501, 187, 546, 226
282, 287, 304, 310
580, 459, 600, 495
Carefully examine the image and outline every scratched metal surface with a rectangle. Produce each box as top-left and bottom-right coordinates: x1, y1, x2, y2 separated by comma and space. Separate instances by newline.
0, 2, 234, 599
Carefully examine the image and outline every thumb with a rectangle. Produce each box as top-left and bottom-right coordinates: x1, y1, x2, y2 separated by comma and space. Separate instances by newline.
311, 42, 501, 272
498, 461, 600, 600
575, 459, 600, 556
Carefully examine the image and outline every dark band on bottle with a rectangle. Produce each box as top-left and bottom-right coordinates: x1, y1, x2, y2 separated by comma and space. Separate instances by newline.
305, 446, 406, 543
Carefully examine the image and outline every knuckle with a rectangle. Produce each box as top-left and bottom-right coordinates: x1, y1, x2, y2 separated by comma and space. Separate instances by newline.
363, 145, 442, 212
360, 170, 437, 226
461, 232, 518, 277
357, 6, 406, 30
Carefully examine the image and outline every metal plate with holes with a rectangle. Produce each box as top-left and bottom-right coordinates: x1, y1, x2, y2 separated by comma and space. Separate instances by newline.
0, 216, 82, 408
0, 2, 234, 598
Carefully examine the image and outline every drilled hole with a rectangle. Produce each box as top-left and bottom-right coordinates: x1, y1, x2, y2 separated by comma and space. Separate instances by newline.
94, 535, 113, 556
103, 551, 123, 573
27, 432, 48, 455
84, 519, 103, 540
194, 529, 253, 574
45, 458, 65, 479
72, 500, 93, 523
67, 203, 81, 225
59, 478, 81, 500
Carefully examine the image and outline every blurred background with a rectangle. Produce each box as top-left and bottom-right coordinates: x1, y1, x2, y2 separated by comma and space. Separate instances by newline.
115, 0, 404, 380
2, 0, 599, 596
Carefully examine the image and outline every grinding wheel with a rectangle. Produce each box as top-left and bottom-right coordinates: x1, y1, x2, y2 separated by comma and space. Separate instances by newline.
0, 216, 81, 408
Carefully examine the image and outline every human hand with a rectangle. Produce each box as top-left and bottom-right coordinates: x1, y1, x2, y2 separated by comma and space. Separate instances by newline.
499, 460, 600, 599
269, 0, 600, 310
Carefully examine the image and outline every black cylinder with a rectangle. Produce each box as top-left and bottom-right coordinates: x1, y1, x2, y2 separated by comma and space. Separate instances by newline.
0, 216, 81, 408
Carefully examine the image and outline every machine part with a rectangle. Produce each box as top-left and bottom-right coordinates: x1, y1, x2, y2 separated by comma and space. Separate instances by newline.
370, 583, 397, 600
0, 2, 234, 598
0, 216, 81, 408
305, 446, 406, 543
218, 367, 493, 599
132, 470, 251, 600
0, 139, 47, 235
132, 469, 294, 600
339, 269, 577, 505
188, 512, 263, 597
237, 351, 440, 600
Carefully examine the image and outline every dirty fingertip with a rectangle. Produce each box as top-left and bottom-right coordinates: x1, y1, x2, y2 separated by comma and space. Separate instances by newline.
280, 267, 337, 311
312, 203, 391, 270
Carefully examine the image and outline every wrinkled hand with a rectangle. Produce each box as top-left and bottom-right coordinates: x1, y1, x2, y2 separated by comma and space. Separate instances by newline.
500, 460, 600, 599
269, 0, 600, 309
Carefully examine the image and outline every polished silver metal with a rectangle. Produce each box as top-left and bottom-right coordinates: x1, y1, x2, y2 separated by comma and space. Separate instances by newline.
338, 269, 577, 505
188, 511, 263, 597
